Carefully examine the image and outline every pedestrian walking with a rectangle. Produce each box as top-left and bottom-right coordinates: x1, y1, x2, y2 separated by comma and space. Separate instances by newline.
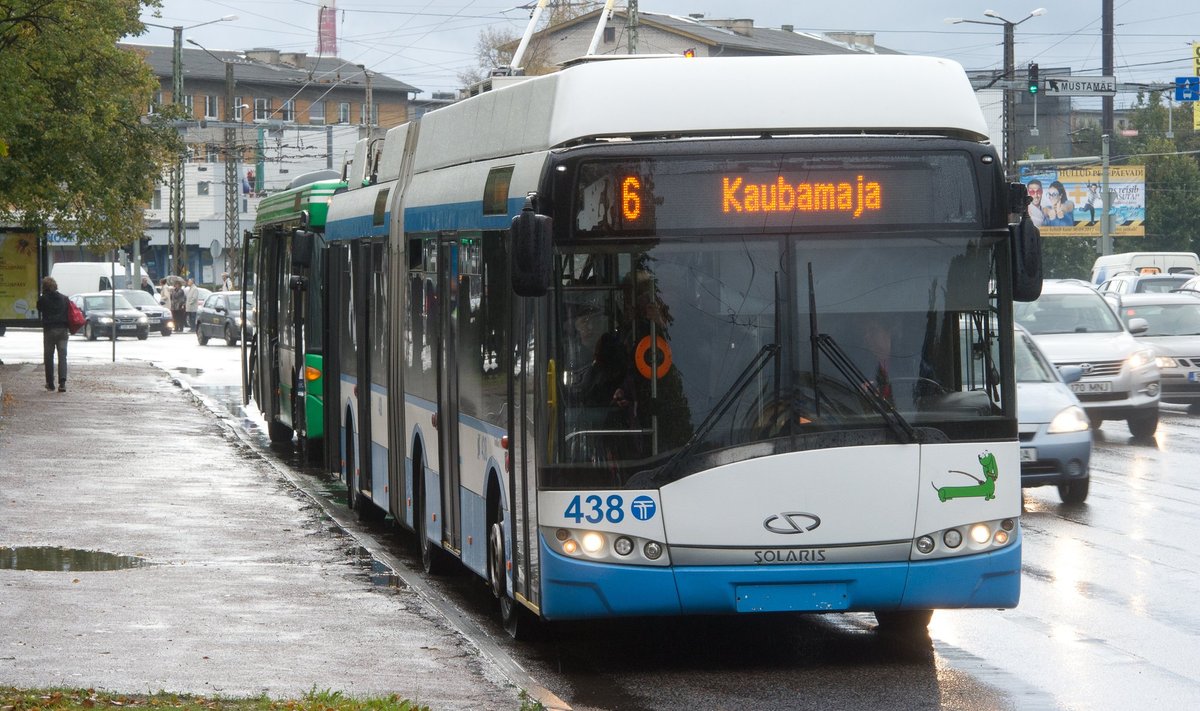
170, 281, 186, 333
221, 271, 234, 291
36, 276, 69, 392
141, 275, 156, 295
159, 278, 171, 307
184, 278, 200, 331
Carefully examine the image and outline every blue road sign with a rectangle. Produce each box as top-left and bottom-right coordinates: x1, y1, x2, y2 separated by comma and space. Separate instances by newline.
1176, 76, 1200, 102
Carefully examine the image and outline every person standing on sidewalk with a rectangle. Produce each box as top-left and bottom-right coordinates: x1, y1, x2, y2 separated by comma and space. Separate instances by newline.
36, 276, 69, 392
170, 281, 186, 333
184, 278, 200, 331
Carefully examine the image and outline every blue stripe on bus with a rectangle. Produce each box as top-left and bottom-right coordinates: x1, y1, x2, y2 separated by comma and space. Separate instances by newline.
403, 198, 526, 233
537, 534, 1021, 619
326, 212, 390, 241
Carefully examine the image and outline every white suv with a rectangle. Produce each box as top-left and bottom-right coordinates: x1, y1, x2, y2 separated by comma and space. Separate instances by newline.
1015, 280, 1161, 437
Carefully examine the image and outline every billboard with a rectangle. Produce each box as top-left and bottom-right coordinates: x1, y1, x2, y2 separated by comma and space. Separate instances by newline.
0, 231, 41, 325
1019, 166, 1145, 237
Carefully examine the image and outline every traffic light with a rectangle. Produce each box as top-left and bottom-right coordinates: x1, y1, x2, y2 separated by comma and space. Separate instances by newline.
1028, 63, 1039, 95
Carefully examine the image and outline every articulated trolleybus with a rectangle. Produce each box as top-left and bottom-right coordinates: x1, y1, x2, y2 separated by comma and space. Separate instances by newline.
321, 54, 1041, 636
250, 171, 347, 450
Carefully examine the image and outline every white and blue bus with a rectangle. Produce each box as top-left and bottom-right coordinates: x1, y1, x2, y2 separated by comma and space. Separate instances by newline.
321, 54, 1041, 636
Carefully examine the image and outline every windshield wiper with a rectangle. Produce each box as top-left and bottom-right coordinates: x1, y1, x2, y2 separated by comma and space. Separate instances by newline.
815, 334, 918, 444
639, 343, 780, 484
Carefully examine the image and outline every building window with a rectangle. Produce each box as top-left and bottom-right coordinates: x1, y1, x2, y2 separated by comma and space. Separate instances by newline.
603, 27, 616, 44
152, 187, 162, 210
149, 91, 163, 115
338, 102, 351, 124
309, 100, 325, 124
180, 94, 194, 116
206, 145, 219, 162
360, 103, 377, 126
281, 99, 295, 122
255, 97, 272, 121
197, 181, 210, 196
204, 95, 219, 119
234, 96, 244, 120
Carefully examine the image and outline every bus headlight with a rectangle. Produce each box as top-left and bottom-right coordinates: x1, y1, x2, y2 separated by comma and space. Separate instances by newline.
581, 531, 605, 553
969, 523, 991, 544
644, 541, 664, 560
614, 537, 634, 556
913, 518, 1017, 559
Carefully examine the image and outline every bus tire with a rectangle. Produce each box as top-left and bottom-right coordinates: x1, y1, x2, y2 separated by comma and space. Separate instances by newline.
873, 609, 933, 634
415, 456, 451, 575
489, 518, 534, 639
268, 420, 293, 444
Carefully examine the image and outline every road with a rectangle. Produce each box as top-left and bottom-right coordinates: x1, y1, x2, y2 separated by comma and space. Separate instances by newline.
3, 326, 1199, 710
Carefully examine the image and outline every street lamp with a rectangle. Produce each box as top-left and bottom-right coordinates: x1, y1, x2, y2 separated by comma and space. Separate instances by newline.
143, 15, 238, 276
945, 8, 1046, 177
186, 38, 244, 286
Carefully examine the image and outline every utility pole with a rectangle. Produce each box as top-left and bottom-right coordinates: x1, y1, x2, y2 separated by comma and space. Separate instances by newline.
1102, 0, 1114, 135
170, 25, 186, 276
1101, 134, 1112, 255
628, 0, 639, 54
223, 61, 239, 286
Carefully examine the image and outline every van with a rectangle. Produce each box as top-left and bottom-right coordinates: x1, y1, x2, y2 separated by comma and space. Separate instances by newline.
49, 262, 135, 297
1090, 252, 1199, 285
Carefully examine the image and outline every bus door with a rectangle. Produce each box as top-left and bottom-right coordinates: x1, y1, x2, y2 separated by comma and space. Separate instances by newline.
351, 240, 380, 504
435, 233, 463, 554
506, 296, 541, 612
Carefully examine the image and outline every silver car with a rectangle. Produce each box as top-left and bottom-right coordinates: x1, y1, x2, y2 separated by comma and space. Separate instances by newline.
1111, 292, 1200, 415
1016, 327, 1092, 504
1015, 280, 1160, 438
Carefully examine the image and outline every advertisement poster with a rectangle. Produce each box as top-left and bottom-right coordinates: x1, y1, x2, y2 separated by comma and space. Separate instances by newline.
1019, 166, 1145, 238
0, 231, 41, 322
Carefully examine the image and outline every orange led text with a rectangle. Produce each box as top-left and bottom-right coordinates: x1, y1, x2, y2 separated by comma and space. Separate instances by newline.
722, 175, 882, 218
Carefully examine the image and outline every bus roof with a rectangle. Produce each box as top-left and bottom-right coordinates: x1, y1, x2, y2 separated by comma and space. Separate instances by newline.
412, 54, 989, 174
255, 178, 347, 230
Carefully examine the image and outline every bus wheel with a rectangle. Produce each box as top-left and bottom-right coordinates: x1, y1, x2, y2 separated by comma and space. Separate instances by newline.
489, 519, 531, 639
268, 420, 293, 444
873, 609, 933, 634
418, 499, 451, 576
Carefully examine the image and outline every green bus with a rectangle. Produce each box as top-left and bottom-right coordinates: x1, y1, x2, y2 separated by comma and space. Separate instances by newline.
248, 170, 346, 453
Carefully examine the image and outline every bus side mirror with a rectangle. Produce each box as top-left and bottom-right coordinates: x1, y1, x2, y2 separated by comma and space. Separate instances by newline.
510, 204, 552, 297
1010, 211, 1042, 302
292, 230, 314, 270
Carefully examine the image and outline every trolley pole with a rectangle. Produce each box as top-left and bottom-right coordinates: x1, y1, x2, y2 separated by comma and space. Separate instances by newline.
224, 61, 239, 285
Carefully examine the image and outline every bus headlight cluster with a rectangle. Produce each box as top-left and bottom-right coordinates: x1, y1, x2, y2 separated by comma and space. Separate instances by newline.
912, 517, 1016, 560
546, 526, 669, 566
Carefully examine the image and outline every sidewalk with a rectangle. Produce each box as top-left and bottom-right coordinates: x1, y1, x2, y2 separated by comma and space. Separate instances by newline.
0, 360, 522, 709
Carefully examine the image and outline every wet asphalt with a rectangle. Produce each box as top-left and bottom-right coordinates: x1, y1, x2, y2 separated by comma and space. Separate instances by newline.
0, 360, 523, 709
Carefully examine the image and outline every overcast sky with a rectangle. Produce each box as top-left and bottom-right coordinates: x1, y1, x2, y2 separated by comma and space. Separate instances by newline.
132, 1, 1199, 102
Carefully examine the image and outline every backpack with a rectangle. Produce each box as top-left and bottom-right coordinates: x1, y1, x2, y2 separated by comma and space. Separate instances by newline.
66, 297, 85, 335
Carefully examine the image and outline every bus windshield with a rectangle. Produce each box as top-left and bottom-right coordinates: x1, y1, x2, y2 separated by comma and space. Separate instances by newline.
548, 232, 1007, 488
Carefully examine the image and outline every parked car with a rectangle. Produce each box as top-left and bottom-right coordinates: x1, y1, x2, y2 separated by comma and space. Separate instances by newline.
112, 289, 173, 336
196, 291, 255, 346
1014, 280, 1160, 438
1015, 326, 1092, 504
1111, 292, 1200, 415
1097, 272, 1193, 296
70, 292, 150, 341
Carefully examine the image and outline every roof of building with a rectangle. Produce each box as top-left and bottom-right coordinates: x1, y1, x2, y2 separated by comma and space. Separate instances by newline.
532, 10, 901, 57
123, 44, 419, 95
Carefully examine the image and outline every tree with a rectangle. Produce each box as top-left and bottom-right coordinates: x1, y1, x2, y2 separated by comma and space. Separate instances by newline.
462, 1, 603, 86
0, 0, 179, 249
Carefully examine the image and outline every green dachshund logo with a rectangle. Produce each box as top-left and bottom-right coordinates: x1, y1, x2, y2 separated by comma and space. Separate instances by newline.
934, 451, 999, 502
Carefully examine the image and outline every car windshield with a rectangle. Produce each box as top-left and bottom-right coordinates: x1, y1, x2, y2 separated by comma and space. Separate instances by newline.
1121, 302, 1200, 336
1135, 277, 1189, 293
83, 294, 134, 310
1015, 292, 1124, 334
119, 290, 157, 307
226, 293, 254, 310
1015, 331, 1059, 383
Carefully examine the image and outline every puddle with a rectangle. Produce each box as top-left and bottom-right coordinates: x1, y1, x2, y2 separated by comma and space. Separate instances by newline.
0, 546, 152, 571
172, 367, 205, 376
347, 546, 405, 589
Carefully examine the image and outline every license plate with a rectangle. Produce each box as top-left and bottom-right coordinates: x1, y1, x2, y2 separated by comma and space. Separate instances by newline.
1020, 448, 1037, 462
1070, 380, 1112, 393
1189, 372, 1199, 383
119, 325, 136, 330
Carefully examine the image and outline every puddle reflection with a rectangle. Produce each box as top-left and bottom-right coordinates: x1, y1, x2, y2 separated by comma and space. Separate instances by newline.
0, 546, 151, 571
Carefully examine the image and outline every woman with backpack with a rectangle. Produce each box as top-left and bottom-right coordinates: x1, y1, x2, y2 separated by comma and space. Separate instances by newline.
36, 276, 69, 392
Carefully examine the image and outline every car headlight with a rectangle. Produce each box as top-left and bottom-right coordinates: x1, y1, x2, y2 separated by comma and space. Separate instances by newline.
1048, 405, 1090, 434
234, 317, 242, 326
1156, 356, 1177, 368
99, 316, 113, 324
137, 315, 148, 323
1127, 348, 1155, 370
